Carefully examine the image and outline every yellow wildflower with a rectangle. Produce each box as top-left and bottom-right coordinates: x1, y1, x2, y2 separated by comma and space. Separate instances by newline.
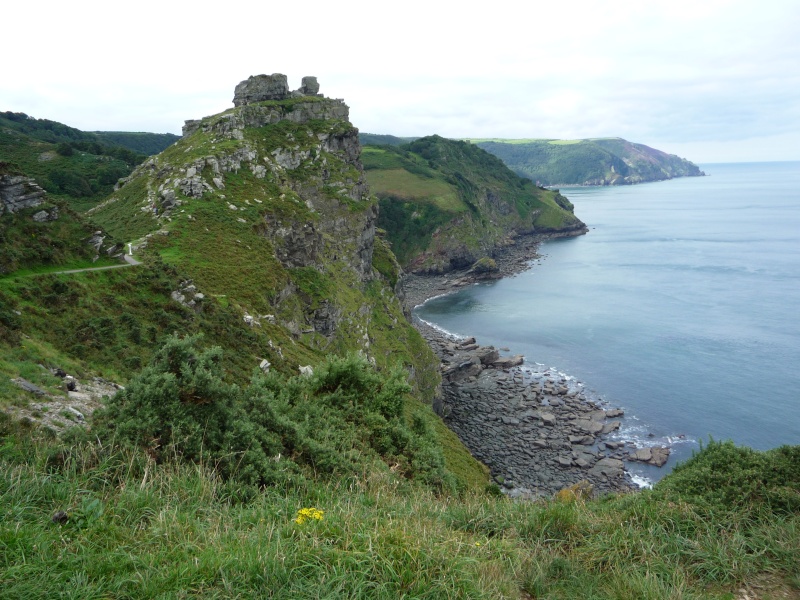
294, 507, 324, 525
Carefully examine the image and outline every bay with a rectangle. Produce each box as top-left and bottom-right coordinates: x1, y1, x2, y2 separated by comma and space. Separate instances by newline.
416, 161, 800, 483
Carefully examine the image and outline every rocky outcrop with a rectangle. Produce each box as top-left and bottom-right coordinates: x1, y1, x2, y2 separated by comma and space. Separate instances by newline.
419, 325, 636, 497
233, 73, 291, 105
231, 73, 324, 107
0, 175, 47, 214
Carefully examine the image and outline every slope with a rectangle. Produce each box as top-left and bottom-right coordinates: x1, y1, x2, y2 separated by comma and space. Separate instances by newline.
476, 137, 705, 186
364, 135, 587, 273
0, 75, 489, 491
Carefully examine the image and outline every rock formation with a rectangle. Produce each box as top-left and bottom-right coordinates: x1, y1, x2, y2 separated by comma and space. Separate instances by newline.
232, 73, 323, 106
0, 175, 47, 214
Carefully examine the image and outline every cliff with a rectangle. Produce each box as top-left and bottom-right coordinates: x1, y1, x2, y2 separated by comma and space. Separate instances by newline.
363, 135, 587, 274
475, 137, 705, 186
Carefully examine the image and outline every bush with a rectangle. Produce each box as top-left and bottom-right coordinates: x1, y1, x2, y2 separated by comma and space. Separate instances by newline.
655, 439, 800, 514
92, 336, 456, 491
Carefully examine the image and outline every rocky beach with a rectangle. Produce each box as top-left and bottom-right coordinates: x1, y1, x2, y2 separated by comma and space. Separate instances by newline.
402, 235, 670, 498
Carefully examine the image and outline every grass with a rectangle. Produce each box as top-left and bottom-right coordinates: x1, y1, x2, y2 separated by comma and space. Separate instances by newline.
366, 168, 464, 213
1, 425, 797, 599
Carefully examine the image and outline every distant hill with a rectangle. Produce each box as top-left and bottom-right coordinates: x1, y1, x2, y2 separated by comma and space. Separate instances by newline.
359, 133, 419, 147
472, 137, 705, 186
0, 112, 147, 212
93, 131, 180, 155
363, 135, 586, 273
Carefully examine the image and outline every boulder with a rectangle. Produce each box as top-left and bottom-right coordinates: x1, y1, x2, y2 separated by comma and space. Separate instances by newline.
629, 446, 671, 467
492, 355, 524, 369
477, 347, 500, 365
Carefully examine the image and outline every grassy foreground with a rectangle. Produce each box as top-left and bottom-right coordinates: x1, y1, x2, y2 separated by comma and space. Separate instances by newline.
2, 416, 798, 599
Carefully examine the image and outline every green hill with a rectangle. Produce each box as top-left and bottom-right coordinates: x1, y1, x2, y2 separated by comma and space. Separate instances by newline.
474, 137, 705, 186
363, 135, 586, 273
359, 132, 419, 147
0, 112, 147, 212
93, 131, 180, 155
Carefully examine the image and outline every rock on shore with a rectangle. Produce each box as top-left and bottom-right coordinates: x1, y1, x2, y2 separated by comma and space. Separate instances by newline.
419, 322, 637, 498
400, 234, 669, 498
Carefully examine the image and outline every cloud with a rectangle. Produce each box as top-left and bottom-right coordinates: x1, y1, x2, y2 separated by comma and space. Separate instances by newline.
2, 0, 799, 161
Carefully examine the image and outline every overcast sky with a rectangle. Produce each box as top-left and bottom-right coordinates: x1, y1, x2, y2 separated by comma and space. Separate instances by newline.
3, 0, 799, 163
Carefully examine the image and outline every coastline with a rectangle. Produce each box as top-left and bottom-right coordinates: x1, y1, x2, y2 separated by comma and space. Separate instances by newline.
401, 232, 656, 498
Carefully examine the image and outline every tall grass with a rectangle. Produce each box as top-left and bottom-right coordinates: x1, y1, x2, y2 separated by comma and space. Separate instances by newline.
2, 422, 797, 599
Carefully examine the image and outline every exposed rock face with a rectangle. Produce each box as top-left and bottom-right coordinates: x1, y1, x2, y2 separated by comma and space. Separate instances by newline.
231, 73, 323, 107
0, 175, 47, 214
233, 73, 290, 106
300, 76, 320, 96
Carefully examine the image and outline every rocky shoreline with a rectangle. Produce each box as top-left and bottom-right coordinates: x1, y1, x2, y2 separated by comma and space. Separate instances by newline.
402, 233, 669, 499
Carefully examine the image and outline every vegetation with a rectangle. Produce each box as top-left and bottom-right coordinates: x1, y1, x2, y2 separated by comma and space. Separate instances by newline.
0, 112, 148, 212
92, 131, 180, 155
1, 411, 797, 598
363, 136, 585, 272
0, 201, 116, 275
474, 137, 704, 186
359, 133, 419, 146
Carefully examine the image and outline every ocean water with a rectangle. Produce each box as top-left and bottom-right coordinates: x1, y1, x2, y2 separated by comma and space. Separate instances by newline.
416, 161, 800, 484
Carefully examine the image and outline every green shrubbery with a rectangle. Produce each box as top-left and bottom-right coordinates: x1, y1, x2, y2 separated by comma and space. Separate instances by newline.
91, 335, 455, 492
655, 438, 800, 514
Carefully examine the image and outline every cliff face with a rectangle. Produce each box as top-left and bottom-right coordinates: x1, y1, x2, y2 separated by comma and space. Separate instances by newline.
88, 74, 440, 399
364, 136, 587, 274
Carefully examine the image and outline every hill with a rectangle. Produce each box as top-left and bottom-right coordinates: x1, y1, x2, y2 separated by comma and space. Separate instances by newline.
0, 111, 147, 212
474, 137, 705, 186
363, 135, 586, 273
359, 132, 419, 147
1, 73, 487, 490
93, 131, 180, 155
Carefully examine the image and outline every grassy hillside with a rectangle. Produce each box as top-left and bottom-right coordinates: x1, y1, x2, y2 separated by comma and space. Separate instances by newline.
0, 94, 490, 497
0, 112, 146, 212
359, 133, 419, 147
363, 136, 586, 272
93, 131, 180, 155
1, 415, 797, 598
475, 137, 704, 186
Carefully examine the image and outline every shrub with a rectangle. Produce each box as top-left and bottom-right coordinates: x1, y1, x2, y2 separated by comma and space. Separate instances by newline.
655, 438, 800, 514
92, 336, 456, 491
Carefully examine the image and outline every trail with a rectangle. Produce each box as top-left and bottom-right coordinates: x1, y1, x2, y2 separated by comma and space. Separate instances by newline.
3, 255, 142, 279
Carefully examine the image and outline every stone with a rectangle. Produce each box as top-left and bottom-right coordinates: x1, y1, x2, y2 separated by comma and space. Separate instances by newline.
539, 412, 556, 426
477, 347, 500, 365
300, 76, 320, 95
233, 73, 290, 106
630, 446, 671, 467
0, 175, 47, 214
492, 355, 524, 369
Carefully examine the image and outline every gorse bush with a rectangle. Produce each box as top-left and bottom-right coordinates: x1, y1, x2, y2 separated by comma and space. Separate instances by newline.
92, 335, 455, 491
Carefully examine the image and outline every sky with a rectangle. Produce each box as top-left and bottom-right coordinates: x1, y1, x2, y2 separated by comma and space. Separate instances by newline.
3, 0, 799, 163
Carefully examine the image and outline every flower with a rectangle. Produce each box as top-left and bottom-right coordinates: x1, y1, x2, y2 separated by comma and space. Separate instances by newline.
294, 507, 324, 525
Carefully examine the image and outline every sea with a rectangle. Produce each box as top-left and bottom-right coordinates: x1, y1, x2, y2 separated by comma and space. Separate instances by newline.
415, 161, 800, 485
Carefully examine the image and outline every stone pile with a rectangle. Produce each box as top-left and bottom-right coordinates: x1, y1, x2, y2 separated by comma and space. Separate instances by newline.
419, 323, 639, 498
